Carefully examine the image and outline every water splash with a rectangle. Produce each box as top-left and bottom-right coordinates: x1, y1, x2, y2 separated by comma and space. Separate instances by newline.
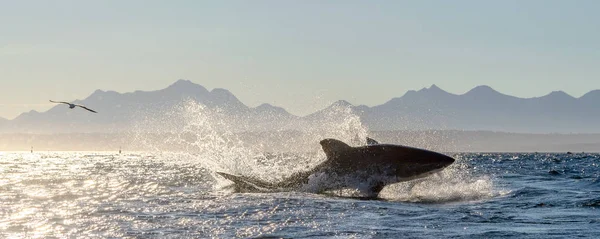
380, 155, 504, 203
130, 100, 371, 190
129, 99, 498, 202
297, 103, 369, 147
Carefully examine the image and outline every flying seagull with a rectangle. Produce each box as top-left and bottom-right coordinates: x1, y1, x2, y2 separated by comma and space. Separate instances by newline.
49, 100, 97, 113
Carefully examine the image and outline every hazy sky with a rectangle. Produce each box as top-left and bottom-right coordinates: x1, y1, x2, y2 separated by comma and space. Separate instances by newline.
1, 1, 599, 119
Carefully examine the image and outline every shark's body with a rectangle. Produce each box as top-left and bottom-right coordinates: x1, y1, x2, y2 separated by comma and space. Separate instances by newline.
217, 138, 455, 197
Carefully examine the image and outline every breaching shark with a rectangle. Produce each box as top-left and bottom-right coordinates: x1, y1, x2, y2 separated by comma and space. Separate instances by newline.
217, 138, 455, 198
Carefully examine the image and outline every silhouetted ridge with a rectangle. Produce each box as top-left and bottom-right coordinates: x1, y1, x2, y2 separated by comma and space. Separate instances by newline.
210, 88, 236, 99
420, 84, 456, 97
427, 84, 442, 92
166, 79, 209, 94
580, 90, 600, 101
85, 89, 123, 101
255, 103, 289, 114
90, 89, 105, 95
209, 88, 247, 108
542, 91, 575, 100
14, 110, 41, 121
330, 100, 353, 107
383, 85, 451, 107
465, 85, 501, 96
416, 84, 445, 94
169, 79, 197, 88
3, 80, 600, 133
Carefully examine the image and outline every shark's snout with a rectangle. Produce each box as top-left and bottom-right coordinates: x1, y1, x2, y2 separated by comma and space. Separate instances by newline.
392, 150, 456, 181
424, 152, 455, 170
406, 149, 455, 172
439, 154, 455, 167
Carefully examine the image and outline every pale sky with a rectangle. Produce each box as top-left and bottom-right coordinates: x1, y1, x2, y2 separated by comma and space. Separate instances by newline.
1, 0, 599, 119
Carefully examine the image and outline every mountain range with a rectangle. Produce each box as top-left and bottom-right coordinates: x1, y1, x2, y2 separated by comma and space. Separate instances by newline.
1, 79, 599, 134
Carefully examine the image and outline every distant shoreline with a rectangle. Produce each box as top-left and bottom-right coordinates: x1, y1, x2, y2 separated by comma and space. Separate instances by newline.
2, 130, 599, 152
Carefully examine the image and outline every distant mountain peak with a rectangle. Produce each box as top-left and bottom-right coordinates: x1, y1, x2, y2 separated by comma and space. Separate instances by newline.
171, 79, 193, 86
472, 85, 494, 91
399, 89, 416, 98
311, 100, 353, 114
331, 100, 353, 107
417, 84, 450, 94
255, 103, 290, 114
256, 103, 275, 109
580, 89, 600, 100
86, 89, 107, 100
429, 84, 441, 90
404, 84, 455, 100
545, 90, 575, 99
13, 110, 40, 121
465, 85, 500, 96
166, 79, 207, 91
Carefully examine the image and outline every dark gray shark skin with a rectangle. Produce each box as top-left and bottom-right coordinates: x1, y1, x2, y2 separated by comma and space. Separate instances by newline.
217, 138, 455, 197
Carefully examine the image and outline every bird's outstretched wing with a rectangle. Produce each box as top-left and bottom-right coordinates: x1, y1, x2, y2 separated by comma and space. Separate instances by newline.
50, 100, 98, 113
75, 104, 98, 113
49, 100, 71, 105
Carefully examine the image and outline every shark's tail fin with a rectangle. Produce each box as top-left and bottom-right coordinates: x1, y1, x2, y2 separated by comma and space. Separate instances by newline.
216, 172, 276, 193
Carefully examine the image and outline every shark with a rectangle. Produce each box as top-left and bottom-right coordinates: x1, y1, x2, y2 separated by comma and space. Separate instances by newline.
217, 138, 455, 198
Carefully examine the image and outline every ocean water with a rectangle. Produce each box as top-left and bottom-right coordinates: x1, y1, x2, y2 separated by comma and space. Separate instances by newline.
2, 102, 599, 238
0, 151, 598, 238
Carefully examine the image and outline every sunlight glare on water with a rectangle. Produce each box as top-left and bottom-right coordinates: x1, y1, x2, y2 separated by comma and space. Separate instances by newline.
1, 152, 599, 237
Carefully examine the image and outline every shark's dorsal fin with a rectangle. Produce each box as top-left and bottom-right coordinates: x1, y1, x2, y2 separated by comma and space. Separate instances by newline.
320, 138, 352, 159
366, 137, 379, 145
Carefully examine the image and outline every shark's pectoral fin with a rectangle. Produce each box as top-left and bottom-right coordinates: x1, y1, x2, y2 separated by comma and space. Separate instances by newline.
369, 181, 386, 196
366, 137, 379, 145
367, 182, 385, 197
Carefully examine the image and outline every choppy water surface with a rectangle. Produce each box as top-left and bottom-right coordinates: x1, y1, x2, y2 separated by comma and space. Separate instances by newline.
0, 152, 598, 238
